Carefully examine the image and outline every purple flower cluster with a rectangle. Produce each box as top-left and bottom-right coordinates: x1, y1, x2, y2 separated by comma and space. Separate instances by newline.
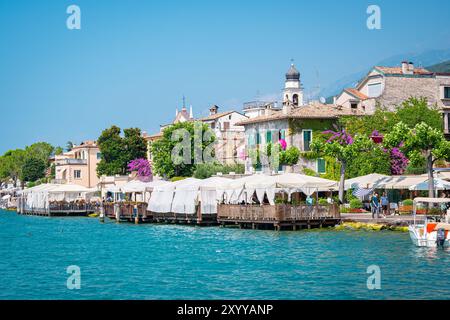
322, 127, 353, 145
127, 158, 153, 182
389, 147, 408, 175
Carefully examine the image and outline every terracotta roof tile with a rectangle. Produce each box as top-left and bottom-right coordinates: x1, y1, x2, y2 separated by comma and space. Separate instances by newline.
198, 111, 234, 121
236, 103, 365, 125
344, 88, 369, 100
375, 66, 433, 76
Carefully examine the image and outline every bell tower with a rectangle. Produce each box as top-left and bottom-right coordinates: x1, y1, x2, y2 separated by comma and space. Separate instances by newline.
283, 61, 303, 107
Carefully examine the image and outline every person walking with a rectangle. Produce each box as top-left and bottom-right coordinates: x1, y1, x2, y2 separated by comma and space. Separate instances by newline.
381, 192, 389, 217
370, 192, 380, 219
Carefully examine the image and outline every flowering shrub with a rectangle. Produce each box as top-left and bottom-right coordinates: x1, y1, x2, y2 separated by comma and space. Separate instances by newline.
279, 139, 287, 151
127, 158, 152, 182
389, 147, 408, 175
322, 126, 353, 145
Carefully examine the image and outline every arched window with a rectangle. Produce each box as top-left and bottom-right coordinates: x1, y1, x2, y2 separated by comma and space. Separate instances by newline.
293, 94, 299, 106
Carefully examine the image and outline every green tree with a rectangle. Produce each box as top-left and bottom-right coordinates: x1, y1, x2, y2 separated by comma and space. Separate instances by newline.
193, 162, 244, 179
54, 146, 64, 155
25, 142, 54, 166
21, 157, 46, 183
152, 121, 215, 178
384, 122, 450, 197
123, 128, 147, 162
0, 149, 26, 187
96, 126, 148, 176
312, 130, 374, 204
395, 97, 442, 131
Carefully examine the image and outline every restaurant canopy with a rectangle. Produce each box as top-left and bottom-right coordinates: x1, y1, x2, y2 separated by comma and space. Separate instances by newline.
120, 179, 170, 193
20, 184, 97, 210
148, 178, 200, 213
409, 178, 450, 191
344, 173, 390, 190
217, 173, 338, 205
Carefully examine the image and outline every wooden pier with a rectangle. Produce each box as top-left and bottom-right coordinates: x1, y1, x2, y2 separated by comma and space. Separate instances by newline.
217, 203, 341, 231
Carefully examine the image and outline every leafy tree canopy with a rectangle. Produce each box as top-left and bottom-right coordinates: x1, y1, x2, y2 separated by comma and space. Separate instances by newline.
152, 121, 215, 179
96, 126, 147, 176
21, 156, 47, 183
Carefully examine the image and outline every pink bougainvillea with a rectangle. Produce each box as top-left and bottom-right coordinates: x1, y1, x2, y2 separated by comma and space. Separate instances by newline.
322, 126, 353, 145
127, 158, 153, 182
279, 138, 287, 151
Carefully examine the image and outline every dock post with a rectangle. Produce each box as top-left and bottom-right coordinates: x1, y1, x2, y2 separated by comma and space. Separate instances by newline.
99, 203, 105, 223
133, 205, 139, 224
114, 204, 120, 222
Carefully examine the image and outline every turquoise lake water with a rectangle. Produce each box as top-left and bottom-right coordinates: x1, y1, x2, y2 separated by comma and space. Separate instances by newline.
0, 209, 449, 300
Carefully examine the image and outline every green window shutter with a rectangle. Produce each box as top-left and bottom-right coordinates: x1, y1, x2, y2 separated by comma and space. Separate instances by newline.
256, 132, 261, 145
445, 87, 450, 99
266, 131, 272, 143
317, 158, 326, 174
303, 130, 312, 151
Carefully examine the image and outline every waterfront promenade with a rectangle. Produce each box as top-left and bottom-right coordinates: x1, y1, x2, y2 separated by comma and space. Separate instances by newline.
341, 213, 425, 225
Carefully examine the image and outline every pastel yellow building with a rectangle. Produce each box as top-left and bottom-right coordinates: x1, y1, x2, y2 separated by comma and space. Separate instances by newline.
54, 141, 101, 188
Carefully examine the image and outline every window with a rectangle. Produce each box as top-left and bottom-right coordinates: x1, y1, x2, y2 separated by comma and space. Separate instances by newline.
351, 102, 358, 109
368, 83, 382, 97
96, 152, 102, 160
445, 87, 450, 99
279, 129, 286, 140
303, 130, 312, 152
223, 122, 230, 130
293, 94, 299, 106
317, 158, 326, 174
256, 132, 261, 145
266, 131, 272, 143
74, 170, 81, 179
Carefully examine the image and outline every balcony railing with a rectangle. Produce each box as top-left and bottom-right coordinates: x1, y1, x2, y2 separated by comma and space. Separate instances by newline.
56, 159, 87, 165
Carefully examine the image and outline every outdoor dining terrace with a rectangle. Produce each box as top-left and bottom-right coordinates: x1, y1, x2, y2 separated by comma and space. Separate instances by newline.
17, 198, 98, 216
217, 203, 341, 231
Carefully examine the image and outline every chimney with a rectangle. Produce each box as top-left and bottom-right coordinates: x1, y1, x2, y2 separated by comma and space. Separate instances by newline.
401, 61, 409, 74
408, 61, 414, 73
282, 102, 291, 115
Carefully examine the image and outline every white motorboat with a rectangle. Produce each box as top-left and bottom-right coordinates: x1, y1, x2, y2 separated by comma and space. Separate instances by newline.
408, 197, 450, 248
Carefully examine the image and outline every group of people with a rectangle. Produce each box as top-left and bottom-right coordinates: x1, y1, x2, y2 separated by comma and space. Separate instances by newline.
370, 192, 389, 219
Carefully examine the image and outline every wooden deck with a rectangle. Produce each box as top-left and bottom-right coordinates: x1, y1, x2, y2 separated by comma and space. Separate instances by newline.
217, 204, 341, 231
103, 203, 152, 223
152, 212, 218, 226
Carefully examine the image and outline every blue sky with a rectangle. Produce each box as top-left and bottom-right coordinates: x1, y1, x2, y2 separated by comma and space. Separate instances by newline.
1, 0, 450, 153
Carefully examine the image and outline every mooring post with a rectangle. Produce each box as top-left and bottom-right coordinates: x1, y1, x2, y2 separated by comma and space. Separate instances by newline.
99, 203, 105, 223
114, 203, 120, 222
133, 204, 139, 224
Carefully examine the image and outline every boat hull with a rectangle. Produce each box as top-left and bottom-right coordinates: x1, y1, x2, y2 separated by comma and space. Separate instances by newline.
408, 225, 450, 248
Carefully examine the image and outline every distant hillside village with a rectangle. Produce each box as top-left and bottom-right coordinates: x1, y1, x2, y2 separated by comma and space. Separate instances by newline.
2, 60, 450, 192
